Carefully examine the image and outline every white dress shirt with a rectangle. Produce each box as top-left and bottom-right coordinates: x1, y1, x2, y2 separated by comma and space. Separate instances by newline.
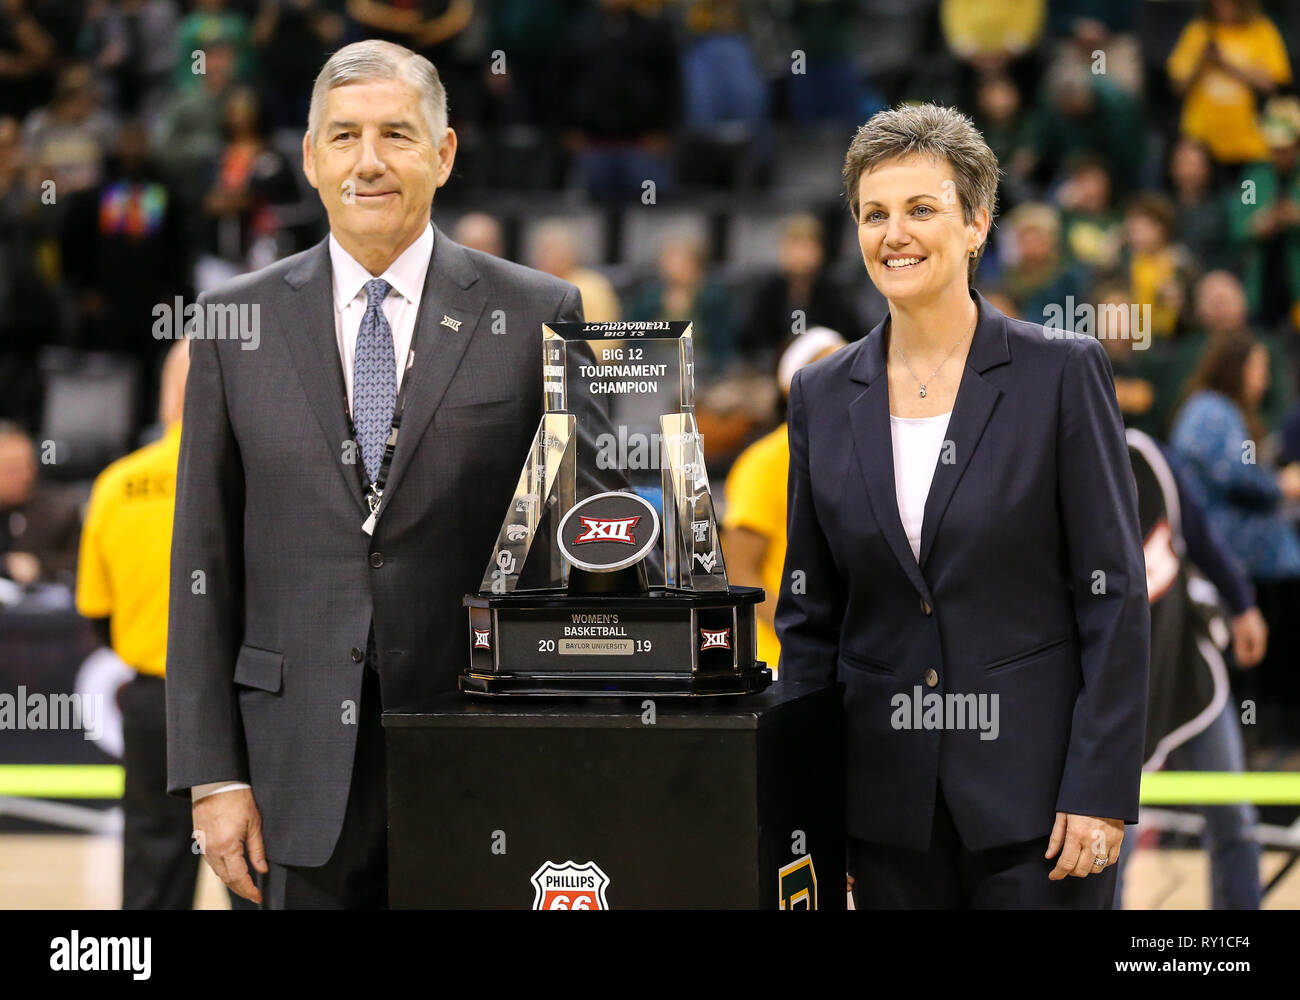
890, 410, 953, 562
192, 224, 436, 805
332, 222, 433, 415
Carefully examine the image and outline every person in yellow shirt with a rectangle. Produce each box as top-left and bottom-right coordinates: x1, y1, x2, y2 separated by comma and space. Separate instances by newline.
532, 220, 622, 322
722, 328, 846, 675
76, 342, 197, 909
1125, 192, 1196, 340
1167, 0, 1291, 165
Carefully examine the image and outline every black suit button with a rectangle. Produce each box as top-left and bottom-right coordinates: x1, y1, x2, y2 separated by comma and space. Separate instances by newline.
370, 551, 384, 568
351, 647, 365, 663
924, 669, 939, 688
920, 598, 933, 616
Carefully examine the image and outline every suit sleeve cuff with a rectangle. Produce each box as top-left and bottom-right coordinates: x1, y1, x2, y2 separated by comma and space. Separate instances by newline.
191, 781, 251, 803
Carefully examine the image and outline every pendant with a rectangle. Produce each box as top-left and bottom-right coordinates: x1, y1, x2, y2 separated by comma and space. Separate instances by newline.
918, 386, 927, 397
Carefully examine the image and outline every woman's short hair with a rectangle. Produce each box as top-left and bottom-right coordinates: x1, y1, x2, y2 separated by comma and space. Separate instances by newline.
842, 103, 1000, 284
308, 40, 448, 144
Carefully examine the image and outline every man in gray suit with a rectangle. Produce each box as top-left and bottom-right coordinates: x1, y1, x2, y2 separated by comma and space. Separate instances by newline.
165, 40, 584, 908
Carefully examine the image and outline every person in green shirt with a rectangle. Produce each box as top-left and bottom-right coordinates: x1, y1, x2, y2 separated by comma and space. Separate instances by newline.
1229, 95, 1300, 330
1173, 270, 1296, 435
173, 0, 256, 93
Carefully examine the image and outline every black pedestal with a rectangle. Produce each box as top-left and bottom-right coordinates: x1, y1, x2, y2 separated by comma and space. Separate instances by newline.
383, 681, 844, 909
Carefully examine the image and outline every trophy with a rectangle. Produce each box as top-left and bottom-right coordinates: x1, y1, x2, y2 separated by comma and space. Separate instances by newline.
461, 320, 771, 697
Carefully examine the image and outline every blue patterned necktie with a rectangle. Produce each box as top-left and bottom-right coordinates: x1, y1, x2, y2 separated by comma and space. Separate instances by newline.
353, 278, 396, 485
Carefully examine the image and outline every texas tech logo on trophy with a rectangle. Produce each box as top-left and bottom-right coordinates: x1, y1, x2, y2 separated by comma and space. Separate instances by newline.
462, 320, 771, 696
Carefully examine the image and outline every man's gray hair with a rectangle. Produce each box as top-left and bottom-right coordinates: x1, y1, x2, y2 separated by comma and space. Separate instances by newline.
842, 103, 1000, 284
308, 40, 448, 143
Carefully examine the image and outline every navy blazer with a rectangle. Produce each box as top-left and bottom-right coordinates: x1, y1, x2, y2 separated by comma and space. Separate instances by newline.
775, 291, 1150, 852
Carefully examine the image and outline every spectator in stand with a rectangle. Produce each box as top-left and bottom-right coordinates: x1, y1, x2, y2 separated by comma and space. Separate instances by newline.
1057, 154, 1123, 271
483, 0, 586, 129
0, 115, 60, 429
786, 0, 870, 129
678, 0, 769, 173
1167, 0, 1291, 170
722, 327, 846, 676
22, 63, 118, 201
973, 73, 1033, 209
155, 39, 238, 209
60, 120, 190, 433
1094, 278, 1182, 440
1231, 96, 1300, 332
343, 0, 479, 125
1170, 135, 1235, 274
1045, 1, 1144, 98
1171, 331, 1300, 745
531, 220, 620, 323
194, 86, 300, 287
1123, 193, 1197, 341
565, 0, 679, 202
83, 0, 180, 119
940, 0, 1045, 106
0, 422, 82, 587
999, 202, 1088, 326
0, 0, 58, 119
627, 232, 734, 372
173, 0, 255, 93
740, 213, 861, 361
252, 0, 345, 130
1182, 270, 1296, 434
451, 211, 504, 258
1019, 59, 1145, 198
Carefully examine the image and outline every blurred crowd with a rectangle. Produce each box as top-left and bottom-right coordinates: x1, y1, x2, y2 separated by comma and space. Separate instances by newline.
2, 0, 1300, 912
1, 0, 1300, 634
0, 1, 1298, 446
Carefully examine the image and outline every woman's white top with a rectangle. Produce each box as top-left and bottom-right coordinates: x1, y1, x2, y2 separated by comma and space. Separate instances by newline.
889, 410, 953, 562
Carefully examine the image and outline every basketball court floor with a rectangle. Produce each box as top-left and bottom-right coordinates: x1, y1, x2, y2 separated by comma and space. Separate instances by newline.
2, 831, 1297, 908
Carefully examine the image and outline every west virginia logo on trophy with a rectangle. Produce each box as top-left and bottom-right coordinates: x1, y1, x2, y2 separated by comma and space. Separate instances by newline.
462, 320, 771, 696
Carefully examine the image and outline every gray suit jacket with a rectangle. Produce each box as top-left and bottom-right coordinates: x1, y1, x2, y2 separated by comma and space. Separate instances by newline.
165, 224, 583, 866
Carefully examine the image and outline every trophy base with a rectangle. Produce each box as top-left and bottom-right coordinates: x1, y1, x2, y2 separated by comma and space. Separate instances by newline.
461, 586, 772, 698
458, 668, 772, 698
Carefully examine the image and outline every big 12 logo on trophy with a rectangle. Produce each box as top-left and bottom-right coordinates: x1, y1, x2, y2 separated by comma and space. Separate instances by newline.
530, 860, 611, 910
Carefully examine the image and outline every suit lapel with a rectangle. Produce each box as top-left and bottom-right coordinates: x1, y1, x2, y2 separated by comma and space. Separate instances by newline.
847, 291, 1010, 594
849, 368, 933, 602
918, 294, 1007, 569
282, 240, 368, 512
376, 224, 487, 513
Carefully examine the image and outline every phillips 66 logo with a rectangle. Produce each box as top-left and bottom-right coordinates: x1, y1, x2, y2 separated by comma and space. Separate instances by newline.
530, 860, 611, 910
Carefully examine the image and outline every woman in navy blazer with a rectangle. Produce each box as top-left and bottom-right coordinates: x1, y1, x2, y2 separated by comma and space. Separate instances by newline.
775, 104, 1150, 909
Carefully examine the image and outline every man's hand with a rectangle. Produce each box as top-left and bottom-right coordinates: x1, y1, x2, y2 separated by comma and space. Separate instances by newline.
1045, 812, 1124, 880
192, 787, 268, 903
1231, 607, 1268, 668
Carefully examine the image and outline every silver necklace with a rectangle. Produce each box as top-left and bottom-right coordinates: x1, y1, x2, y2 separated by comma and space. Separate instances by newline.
891, 308, 977, 398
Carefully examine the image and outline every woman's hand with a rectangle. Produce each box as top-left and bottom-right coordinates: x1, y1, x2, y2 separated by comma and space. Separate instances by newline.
1231, 607, 1268, 668
1278, 462, 1300, 501
1044, 812, 1124, 879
